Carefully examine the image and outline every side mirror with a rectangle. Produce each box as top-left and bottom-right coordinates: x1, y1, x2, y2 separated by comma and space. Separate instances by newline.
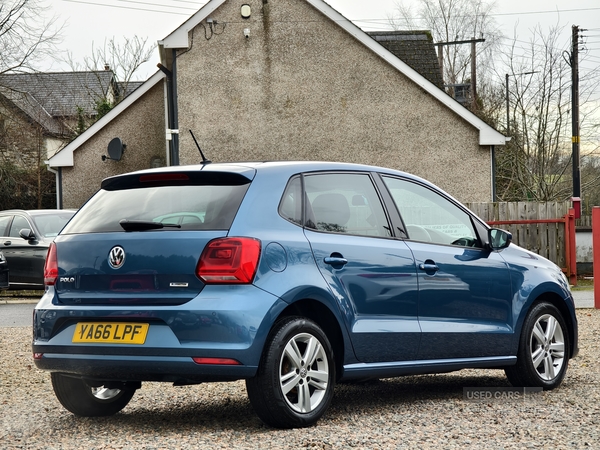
488, 228, 512, 250
19, 228, 35, 241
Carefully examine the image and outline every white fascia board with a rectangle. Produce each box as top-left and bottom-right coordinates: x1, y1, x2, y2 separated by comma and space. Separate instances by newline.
159, 0, 227, 49
305, 0, 506, 146
47, 71, 166, 168
45, 147, 73, 167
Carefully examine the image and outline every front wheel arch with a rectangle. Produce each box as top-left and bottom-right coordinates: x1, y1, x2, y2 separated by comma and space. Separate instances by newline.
505, 301, 570, 389
515, 292, 577, 360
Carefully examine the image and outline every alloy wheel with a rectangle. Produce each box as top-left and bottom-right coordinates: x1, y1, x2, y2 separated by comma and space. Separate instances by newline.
529, 313, 565, 381
279, 332, 330, 414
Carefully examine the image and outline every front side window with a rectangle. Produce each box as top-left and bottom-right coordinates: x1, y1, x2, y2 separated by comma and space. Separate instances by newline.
9, 216, 31, 237
383, 176, 480, 247
304, 173, 391, 238
32, 213, 74, 238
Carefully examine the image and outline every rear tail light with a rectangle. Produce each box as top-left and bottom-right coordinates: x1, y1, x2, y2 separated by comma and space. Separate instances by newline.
197, 237, 261, 284
44, 242, 58, 286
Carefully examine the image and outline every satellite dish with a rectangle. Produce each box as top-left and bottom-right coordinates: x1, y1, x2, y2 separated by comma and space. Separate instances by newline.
106, 138, 125, 161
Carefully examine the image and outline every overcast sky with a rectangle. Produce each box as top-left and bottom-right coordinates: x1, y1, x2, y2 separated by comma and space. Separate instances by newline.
47, 0, 600, 82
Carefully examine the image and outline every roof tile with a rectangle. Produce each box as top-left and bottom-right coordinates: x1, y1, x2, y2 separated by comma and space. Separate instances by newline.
368, 31, 444, 89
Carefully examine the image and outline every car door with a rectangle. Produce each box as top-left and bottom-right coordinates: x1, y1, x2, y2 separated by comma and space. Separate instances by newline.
381, 175, 514, 360
302, 172, 421, 363
2, 214, 42, 286
0, 215, 21, 282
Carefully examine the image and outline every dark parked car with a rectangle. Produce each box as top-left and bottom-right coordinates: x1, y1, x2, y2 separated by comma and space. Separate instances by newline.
0, 209, 76, 289
0, 250, 8, 290
33, 162, 578, 428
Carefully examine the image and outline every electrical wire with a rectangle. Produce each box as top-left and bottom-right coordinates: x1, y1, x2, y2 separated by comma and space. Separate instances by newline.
112, 0, 198, 9
58, 0, 600, 74
59, 0, 600, 23
489, 6, 600, 17
61, 0, 204, 15
113, 0, 202, 6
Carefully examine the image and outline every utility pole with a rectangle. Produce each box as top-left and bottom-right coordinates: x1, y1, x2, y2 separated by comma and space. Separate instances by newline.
434, 38, 485, 110
571, 25, 581, 206
505, 71, 538, 135
505, 73, 510, 134
471, 38, 477, 112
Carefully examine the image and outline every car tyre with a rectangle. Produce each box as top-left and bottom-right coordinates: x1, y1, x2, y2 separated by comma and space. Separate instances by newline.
246, 316, 335, 428
505, 302, 569, 390
51, 373, 136, 416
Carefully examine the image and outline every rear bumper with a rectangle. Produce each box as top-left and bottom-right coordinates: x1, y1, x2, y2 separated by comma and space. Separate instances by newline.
33, 353, 257, 382
33, 284, 284, 381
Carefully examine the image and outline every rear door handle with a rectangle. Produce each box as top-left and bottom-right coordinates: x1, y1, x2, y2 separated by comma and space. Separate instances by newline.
419, 262, 439, 273
324, 256, 348, 267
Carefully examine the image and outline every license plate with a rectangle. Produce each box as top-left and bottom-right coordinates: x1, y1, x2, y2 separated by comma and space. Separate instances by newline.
72, 322, 149, 344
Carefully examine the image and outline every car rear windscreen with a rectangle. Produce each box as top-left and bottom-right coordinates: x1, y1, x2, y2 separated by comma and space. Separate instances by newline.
62, 177, 250, 234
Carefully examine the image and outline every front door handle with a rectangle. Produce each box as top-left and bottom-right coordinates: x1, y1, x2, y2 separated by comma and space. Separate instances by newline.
3, 241, 11, 246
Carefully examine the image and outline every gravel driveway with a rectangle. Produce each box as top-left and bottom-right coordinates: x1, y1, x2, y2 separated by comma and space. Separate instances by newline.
1, 310, 598, 449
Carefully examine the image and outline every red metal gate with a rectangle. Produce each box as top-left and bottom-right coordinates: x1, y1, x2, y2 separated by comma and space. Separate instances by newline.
487, 208, 577, 286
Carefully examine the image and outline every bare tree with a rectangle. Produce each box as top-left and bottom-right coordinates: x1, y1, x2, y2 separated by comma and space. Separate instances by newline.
497, 23, 600, 202
0, 0, 62, 74
389, 0, 502, 87
64, 36, 156, 99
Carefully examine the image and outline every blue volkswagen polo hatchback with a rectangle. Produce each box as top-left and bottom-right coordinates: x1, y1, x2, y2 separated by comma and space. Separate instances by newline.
33, 161, 578, 428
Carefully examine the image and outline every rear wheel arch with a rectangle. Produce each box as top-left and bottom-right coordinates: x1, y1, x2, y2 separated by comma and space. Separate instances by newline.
276, 299, 346, 380
246, 315, 336, 427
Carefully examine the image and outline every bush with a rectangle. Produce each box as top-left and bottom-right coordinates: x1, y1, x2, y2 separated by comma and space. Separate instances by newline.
0, 162, 56, 210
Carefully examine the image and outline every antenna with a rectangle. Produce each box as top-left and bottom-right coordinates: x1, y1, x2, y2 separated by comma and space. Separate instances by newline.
189, 130, 211, 164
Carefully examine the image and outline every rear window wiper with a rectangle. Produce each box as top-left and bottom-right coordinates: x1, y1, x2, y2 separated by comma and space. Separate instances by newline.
119, 219, 181, 231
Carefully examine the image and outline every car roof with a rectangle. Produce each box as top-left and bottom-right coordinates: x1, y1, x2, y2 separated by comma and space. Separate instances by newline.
102, 161, 431, 186
0, 209, 76, 216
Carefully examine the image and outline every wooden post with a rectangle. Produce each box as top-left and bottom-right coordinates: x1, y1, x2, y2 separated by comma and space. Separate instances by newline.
593, 207, 600, 309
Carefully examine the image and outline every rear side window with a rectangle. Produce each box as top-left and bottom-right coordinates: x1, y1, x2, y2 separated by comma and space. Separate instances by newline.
63, 183, 249, 234
0, 216, 10, 235
278, 176, 303, 226
304, 173, 391, 237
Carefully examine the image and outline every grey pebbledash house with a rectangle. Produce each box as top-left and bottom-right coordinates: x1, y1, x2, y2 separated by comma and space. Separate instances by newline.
0, 70, 119, 168
46, 0, 507, 209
